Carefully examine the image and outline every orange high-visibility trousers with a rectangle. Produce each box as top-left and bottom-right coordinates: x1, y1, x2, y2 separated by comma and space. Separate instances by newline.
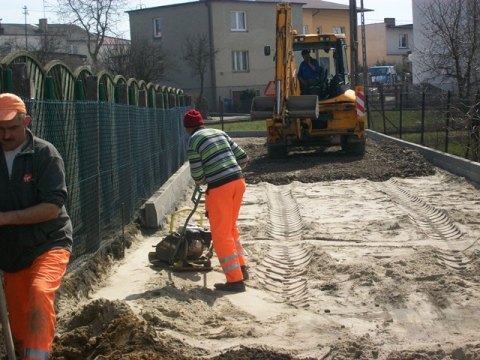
205, 178, 246, 283
3, 248, 70, 360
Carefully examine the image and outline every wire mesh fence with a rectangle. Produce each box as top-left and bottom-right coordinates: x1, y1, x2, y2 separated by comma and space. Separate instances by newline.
366, 84, 480, 161
26, 99, 189, 260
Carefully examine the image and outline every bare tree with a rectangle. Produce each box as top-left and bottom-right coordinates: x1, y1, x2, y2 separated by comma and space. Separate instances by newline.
100, 39, 168, 83
0, 38, 21, 59
416, 0, 480, 99
182, 33, 217, 113
56, 0, 127, 68
32, 30, 66, 65
416, 0, 480, 160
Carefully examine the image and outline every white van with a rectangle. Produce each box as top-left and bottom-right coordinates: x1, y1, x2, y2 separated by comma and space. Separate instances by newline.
369, 66, 398, 85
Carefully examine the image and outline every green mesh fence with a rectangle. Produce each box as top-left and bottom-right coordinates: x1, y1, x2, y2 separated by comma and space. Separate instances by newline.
26, 99, 188, 259
366, 86, 473, 158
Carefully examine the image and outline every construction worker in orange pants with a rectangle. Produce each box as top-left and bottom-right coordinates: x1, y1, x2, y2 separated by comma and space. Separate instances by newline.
205, 178, 247, 286
183, 109, 249, 292
0, 93, 73, 359
3, 249, 70, 359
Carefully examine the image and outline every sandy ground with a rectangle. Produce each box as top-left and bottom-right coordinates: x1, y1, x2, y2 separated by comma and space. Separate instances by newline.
57, 181, 480, 358
2, 138, 480, 359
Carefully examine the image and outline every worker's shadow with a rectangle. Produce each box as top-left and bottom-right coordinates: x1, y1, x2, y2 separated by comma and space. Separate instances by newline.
123, 263, 228, 303
148, 261, 211, 282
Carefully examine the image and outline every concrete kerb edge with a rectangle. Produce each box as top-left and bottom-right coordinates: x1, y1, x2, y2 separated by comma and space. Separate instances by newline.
143, 162, 193, 228
367, 129, 480, 186
225, 131, 267, 138
141, 130, 479, 229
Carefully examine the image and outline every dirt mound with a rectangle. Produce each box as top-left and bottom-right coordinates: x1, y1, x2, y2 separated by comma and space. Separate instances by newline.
52, 299, 191, 360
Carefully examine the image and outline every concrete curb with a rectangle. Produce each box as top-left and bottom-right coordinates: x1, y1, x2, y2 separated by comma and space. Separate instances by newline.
225, 131, 267, 138
143, 162, 193, 228
367, 130, 480, 186
142, 130, 479, 228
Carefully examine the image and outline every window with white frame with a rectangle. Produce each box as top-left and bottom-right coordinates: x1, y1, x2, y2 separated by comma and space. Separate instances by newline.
302, 25, 309, 34
398, 34, 408, 48
153, 18, 162, 38
230, 11, 247, 31
232, 51, 249, 71
332, 26, 345, 34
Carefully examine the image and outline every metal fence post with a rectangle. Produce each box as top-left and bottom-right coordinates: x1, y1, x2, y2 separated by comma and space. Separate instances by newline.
366, 86, 372, 129
472, 91, 480, 161
74, 80, 84, 101
219, 96, 224, 131
399, 86, 403, 139
380, 84, 386, 133
421, 91, 426, 146
445, 91, 451, 153
44, 76, 55, 100
2, 68, 13, 92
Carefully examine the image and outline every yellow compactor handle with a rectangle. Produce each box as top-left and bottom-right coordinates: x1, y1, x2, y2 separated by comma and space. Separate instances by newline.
169, 208, 204, 234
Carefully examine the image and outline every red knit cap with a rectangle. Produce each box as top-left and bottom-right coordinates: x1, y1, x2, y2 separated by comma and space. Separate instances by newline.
183, 109, 204, 128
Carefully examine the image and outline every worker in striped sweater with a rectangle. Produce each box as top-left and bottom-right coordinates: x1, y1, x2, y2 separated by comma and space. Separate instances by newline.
183, 109, 249, 292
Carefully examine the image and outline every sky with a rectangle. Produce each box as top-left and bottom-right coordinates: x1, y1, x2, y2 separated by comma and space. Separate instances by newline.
1, 0, 413, 38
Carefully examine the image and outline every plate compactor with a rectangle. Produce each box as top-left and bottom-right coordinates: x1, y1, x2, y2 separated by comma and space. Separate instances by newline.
148, 186, 213, 271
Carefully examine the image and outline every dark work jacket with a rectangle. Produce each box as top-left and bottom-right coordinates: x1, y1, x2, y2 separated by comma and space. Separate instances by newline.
0, 129, 73, 272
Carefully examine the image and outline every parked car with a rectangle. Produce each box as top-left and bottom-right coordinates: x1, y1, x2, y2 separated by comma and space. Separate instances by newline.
369, 65, 398, 85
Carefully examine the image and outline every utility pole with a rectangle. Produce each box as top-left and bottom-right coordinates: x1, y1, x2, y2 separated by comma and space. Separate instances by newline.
349, 0, 358, 87
42, 0, 48, 51
23, 5, 29, 50
358, 0, 370, 128
360, 0, 368, 88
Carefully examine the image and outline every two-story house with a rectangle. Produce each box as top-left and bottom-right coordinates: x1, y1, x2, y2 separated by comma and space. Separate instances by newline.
127, 0, 354, 112
302, 0, 351, 38
0, 19, 129, 71
358, 18, 413, 72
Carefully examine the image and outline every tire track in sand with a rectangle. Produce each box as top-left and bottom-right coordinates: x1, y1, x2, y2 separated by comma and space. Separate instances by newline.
378, 179, 463, 241
255, 184, 312, 308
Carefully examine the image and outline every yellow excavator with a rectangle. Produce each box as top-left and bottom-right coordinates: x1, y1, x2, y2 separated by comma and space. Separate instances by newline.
251, 3, 366, 158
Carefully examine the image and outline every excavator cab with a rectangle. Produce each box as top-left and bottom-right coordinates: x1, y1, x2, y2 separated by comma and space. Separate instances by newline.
293, 34, 350, 100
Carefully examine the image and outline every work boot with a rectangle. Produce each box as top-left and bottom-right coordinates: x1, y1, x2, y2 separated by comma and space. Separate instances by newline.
214, 280, 246, 292
241, 265, 250, 280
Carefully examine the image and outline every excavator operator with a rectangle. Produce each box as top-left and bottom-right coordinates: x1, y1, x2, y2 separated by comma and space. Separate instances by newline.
297, 49, 327, 97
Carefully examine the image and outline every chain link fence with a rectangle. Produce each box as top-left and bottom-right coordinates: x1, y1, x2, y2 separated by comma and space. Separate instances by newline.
26, 99, 189, 260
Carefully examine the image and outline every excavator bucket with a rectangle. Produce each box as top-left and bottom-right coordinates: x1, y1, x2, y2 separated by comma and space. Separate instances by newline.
250, 96, 275, 119
285, 95, 318, 119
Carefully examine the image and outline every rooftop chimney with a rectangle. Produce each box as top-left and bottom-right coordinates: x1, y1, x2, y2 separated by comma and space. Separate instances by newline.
384, 18, 396, 27
39, 18, 48, 33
